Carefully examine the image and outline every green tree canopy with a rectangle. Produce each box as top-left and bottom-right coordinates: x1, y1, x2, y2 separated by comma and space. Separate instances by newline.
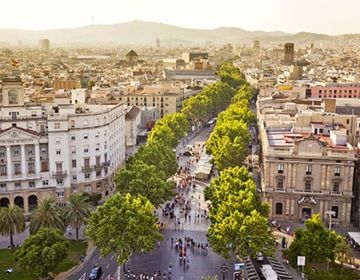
217, 102, 255, 125
0, 205, 25, 248
86, 193, 161, 265
131, 142, 177, 178
115, 160, 174, 207
286, 214, 342, 265
147, 124, 177, 148
218, 61, 245, 89
29, 198, 65, 234
15, 228, 70, 277
64, 194, 92, 240
154, 112, 190, 144
206, 119, 250, 170
208, 210, 273, 259
232, 84, 254, 104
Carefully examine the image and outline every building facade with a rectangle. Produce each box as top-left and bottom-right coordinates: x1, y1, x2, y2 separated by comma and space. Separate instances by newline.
259, 127, 356, 225
284, 43, 294, 65
0, 77, 126, 215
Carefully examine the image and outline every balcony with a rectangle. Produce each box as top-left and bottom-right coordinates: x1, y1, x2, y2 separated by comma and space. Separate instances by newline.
0, 187, 7, 192
274, 188, 286, 193
293, 189, 323, 195
94, 164, 103, 171
330, 191, 342, 196
101, 160, 110, 167
82, 165, 94, 172
52, 171, 67, 178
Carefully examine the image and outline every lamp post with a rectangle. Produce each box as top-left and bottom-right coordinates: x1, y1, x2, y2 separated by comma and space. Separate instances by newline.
326, 210, 336, 231
326, 210, 336, 271
220, 264, 229, 280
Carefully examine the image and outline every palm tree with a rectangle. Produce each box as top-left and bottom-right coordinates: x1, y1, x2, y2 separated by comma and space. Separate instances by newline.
63, 194, 92, 239
0, 205, 26, 248
333, 239, 352, 275
29, 198, 65, 234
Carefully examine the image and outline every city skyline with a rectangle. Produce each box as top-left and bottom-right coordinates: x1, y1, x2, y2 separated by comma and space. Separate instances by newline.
2, 0, 360, 35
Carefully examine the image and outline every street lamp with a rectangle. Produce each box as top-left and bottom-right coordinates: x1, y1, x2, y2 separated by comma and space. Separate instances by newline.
326, 210, 336, 230
220, 264, 229, 280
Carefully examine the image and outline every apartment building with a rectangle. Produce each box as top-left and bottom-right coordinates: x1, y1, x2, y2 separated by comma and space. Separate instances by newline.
0, 76, 126, 215
119, 84, 199, 117
306, 83, 360, 99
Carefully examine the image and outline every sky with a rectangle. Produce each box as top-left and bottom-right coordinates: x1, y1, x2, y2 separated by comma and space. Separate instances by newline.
0, 0, 358, 35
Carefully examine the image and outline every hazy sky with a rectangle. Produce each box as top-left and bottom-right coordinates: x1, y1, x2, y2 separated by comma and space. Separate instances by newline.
1, 0, 358, 35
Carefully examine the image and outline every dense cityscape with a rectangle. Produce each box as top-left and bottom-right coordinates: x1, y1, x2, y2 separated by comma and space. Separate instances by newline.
1, 1, 360, 280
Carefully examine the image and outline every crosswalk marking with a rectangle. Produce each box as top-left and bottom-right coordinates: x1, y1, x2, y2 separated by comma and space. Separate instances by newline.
78, 272, 86, 280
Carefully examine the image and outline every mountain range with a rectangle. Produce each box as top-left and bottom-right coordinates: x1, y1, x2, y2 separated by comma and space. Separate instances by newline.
0, 20, 352, 47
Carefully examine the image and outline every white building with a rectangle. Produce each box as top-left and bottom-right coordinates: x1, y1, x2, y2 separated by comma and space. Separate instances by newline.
0, 76, 126, 214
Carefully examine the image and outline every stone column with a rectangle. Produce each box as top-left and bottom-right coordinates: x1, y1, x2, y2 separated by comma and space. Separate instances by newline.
6, 145, 12, 179
23, 194, 29, 214
21, 144, 26, 178
35, 143, 41, 175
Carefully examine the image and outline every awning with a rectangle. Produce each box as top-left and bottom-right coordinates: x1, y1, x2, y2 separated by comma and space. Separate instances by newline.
348, 232, 360, 245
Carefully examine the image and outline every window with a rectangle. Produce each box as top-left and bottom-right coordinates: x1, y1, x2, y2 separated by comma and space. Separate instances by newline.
72, 159, 77, 168
85, 185, 91, 192
306, 164, 312, 175
334, 166, 341, 176
56, 191, 64, 198
72, 175, 77, 181
95, 143, 100, 152
84, 134, 89, 140
96, 171, 101, 177
0, 151, 4, 157
54, 123, 60, 129
55, 137, 60, 144
70, 120, 75, 128
333, 181, 340, 192
41, 148, 47, 154
42, 180, 49, 186
84, 146, 89, 153
71, 135, 76, 140
56, 149, 61, 155
277, 178, 284, 190
331, 206, 339, 219
347, 119, 350, 124
14, 163, 21, 175
278, 163, 284, 174
104, 141, 107, 149
56, 179, 63, 185
15, 182, 21, 189
85, 173, 90, 179
305, 179, 312, 192
96, 182, 101, 189
29, 181, 35, 188
0, 183, 6, 189
71, 146, 76, 154
275, 203, 283, 215
95, 132, 99, 138
28, 149, 33, 155
28, 162, 34, 174
14, 149, 19, 156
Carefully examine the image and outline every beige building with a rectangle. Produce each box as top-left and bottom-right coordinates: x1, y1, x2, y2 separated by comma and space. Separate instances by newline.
259, 107, 356, 225
119, 84, 199, 117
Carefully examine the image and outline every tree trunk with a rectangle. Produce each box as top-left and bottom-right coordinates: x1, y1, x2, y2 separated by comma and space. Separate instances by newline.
10, 232, 14, 248
76, 226, 79, 240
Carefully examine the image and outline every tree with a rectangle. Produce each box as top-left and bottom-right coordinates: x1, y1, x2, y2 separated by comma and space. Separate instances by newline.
29, 198, 65, 234
15, 228, 70, 277
132, 143, 178, 178
147, 124, 177, 148
232, 84, 254, 104
63, 194, 92, 240
205, 166, 266, 214
217, 61, 245, 89
217, 102, 255, 125
0, 205, 25, 248
154, 112, 190, 144
208, 210, 273, 259
333, 238, 352, 275
85, 193, 162, 265
115, 160, 174, 207
206, 119, 250, 170
286, 214, 341, 265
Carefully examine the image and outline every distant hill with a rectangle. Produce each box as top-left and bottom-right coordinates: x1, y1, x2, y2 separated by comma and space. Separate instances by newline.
0, 20, 356, 46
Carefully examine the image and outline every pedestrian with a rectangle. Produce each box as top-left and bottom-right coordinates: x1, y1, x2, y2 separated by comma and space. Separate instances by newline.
171, 237, 174, 247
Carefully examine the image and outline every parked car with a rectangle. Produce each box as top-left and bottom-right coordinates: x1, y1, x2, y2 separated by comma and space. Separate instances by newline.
89, 266, 102, 280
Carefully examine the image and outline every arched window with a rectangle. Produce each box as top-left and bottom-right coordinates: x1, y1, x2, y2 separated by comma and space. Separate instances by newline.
275, 202, 283, 215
